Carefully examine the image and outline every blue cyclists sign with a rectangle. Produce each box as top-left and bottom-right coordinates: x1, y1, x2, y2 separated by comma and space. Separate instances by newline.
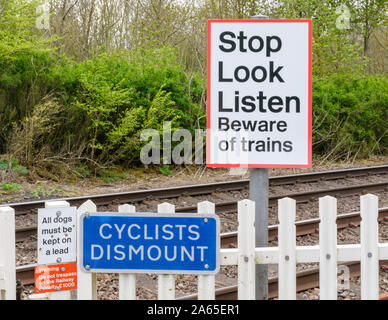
80, 213, 220, 274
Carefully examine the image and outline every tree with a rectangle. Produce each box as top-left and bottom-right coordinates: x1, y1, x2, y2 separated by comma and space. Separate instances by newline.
348, 0, 387, 55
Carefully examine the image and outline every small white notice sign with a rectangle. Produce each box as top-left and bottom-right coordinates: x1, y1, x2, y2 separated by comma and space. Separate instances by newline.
37, 207, 77, 265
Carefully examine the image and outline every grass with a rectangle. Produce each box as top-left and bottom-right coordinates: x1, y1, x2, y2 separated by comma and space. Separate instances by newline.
32, 185, 63, 198
0, 158, 28, 175
98, 168, 130, 183
1, 183, 22, 191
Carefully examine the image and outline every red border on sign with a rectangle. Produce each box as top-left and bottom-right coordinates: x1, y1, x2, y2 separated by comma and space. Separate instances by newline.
206, 19, 313, 168
34, 262, 77, 294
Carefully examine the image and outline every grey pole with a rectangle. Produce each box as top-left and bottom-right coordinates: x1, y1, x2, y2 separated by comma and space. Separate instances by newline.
250, 168, 268, 300
250, 14, 269, 301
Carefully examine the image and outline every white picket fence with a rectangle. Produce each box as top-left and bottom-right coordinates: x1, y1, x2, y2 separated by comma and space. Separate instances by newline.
0, 206, 16, 300
0, 194, 388, 300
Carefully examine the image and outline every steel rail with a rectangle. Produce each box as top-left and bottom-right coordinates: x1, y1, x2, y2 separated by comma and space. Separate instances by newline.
174, 181, 388, 214
4, 164, 388, 216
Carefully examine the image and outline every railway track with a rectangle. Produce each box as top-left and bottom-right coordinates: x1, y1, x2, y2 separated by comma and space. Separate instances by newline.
14, 179, 388, 242
14, 206, 388, 290
4, 164, 388, 217
8, 164, 388, 298
177, 260, 388, 300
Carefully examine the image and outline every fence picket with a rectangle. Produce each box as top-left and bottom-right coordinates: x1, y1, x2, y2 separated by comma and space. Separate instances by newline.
197, 201, 216, 300
319, 196, 337, 300
237, 199, 255, 300
278, 197, 296, 300
360, 194, 379, 300
0, 206, 16, 300
77, 200, 97, 300
118, 204, 137, 300
157, 203, 176, 300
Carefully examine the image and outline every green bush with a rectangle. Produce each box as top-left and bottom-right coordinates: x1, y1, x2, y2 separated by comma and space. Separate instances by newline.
0, 0, 58, 153
312, 74, 388, 159
4, 47, 204, 168
52, 48, 204, 165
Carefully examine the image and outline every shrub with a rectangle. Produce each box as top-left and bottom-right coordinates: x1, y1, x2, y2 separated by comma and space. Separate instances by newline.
53, 48, 204, 166
312, 74, 388, 160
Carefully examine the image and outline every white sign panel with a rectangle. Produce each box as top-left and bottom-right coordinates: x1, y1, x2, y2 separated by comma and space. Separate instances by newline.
207, 19, 312, 168
37, 207, 77, 265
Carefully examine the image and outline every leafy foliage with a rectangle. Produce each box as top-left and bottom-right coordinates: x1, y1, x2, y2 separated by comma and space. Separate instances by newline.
55, 48, 204, 165
1, 183, 22, 191
0, 158, 28, 175
0, 0, 387, 174
313, 74, 388, 159
159, 165, 172, 176
0, 0, 59, 152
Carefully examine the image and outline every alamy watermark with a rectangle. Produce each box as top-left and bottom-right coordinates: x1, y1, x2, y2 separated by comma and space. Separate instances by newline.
36, 3, 50, 30
139, 121, 250, 176
338, 265, 350, 291
336, 4, 351, 30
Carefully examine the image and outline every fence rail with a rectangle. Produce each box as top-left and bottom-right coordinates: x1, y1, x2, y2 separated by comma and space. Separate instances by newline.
0, 194, 387, 300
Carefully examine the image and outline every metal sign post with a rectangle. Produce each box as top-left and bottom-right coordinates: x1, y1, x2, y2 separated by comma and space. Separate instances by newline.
250, 14, 269, 301
250, 167, 269, 300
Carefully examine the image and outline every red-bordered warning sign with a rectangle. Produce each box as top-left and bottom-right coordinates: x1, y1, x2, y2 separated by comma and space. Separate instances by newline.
207, 19, 312, 168
35, 262, 77, 293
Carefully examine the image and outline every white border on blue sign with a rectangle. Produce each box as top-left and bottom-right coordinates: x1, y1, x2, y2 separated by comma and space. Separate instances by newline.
79, 212, 221, 275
